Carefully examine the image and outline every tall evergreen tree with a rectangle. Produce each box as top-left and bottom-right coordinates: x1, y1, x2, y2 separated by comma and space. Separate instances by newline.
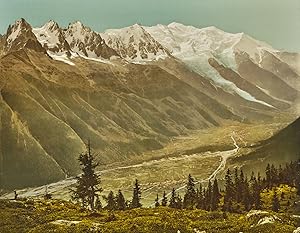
265, 164, 272, 188
196, 184, 204, 209
116, 190, 126, 210
183, 174, 197, 209
72, 141, 102, 210
161, 191, 168, 207
175, 194, 183, 209
105, 191, 116, 210
242, 176, 251, 211
211, 179, 221, 211
131, 179, 142, 209
169, 188, 177, 208
250, 175, 262, 210
224, 169, 234, 212
169, 188, 182, 209
233, 167, 240, 202
205, 180, 212, 211
270, 164, 278, 185
272, 190, 280, 212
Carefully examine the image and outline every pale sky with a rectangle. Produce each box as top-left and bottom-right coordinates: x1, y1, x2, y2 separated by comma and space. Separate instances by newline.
0, 0, 299, 52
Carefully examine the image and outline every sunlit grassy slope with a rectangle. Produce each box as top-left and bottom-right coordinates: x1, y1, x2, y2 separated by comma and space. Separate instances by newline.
0, 199, 299, 233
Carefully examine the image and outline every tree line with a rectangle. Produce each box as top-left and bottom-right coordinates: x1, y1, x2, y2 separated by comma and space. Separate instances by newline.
71, 142, 300, 213
155, 160, 299, 213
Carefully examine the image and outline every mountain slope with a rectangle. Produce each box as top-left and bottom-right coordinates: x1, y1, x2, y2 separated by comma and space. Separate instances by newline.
232, 117, 300, 172
0, 47, 242, 188
145, 23, 299, 108
253, 117, 300, 162
0, 19, 299, 189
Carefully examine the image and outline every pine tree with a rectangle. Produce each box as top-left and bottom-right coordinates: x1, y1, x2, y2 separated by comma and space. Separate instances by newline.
272, 190, 280, 212
116, 190, 126, 210
270, 164, 278, 186
105, 191, 116, 210
72, 141, 102, 210
161, 191, 168, 207
169, 188, 182, 209
223, 169, 234, 212
169, 188, 177, 208
242, 176, 251, 211
183, 174, 197, 209
196, 184, 204, 209
233, 168, 240, 202
211, 179, 221, 211
239, 170, 245, 203
131, 179, 142, 209
250, 175, 262, 210
265, 164, 272, 188
155, 194, 160, 207
175, 194, 183, 209
205, 180, 212, 211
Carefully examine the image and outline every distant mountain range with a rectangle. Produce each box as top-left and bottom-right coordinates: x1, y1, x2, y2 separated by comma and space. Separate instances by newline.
0, 18, 299, 189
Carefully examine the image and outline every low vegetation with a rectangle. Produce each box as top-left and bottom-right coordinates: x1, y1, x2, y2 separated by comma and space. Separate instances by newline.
0, 199, 299, 233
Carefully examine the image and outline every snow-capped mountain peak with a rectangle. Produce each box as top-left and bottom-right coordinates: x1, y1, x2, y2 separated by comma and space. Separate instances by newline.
5, 18, 32, 48
145, 22, 278, 67
32, 20, 71, 55
64, 21, 118, 59
4, 18, 45, 53
101, 23, 169, 62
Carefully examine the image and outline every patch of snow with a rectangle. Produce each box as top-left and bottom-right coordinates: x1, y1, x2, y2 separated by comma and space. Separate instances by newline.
78, 53, 114, 65
64, 21, 86, 46
256, 85, 290, 103
48, 52, 75, 66
6, 21, 22, 49
32, 20, 60, 49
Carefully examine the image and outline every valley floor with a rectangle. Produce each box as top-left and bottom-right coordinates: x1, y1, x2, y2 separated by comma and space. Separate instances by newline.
0, 120, 290, 206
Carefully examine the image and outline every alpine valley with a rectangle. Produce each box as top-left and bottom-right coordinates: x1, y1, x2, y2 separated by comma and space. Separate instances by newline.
0, 18, 299, 204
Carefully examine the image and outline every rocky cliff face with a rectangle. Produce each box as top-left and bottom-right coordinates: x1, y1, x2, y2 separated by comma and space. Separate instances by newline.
32, 20, 72, 56
64, 21, 118, 59
4, 18, 46, 54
